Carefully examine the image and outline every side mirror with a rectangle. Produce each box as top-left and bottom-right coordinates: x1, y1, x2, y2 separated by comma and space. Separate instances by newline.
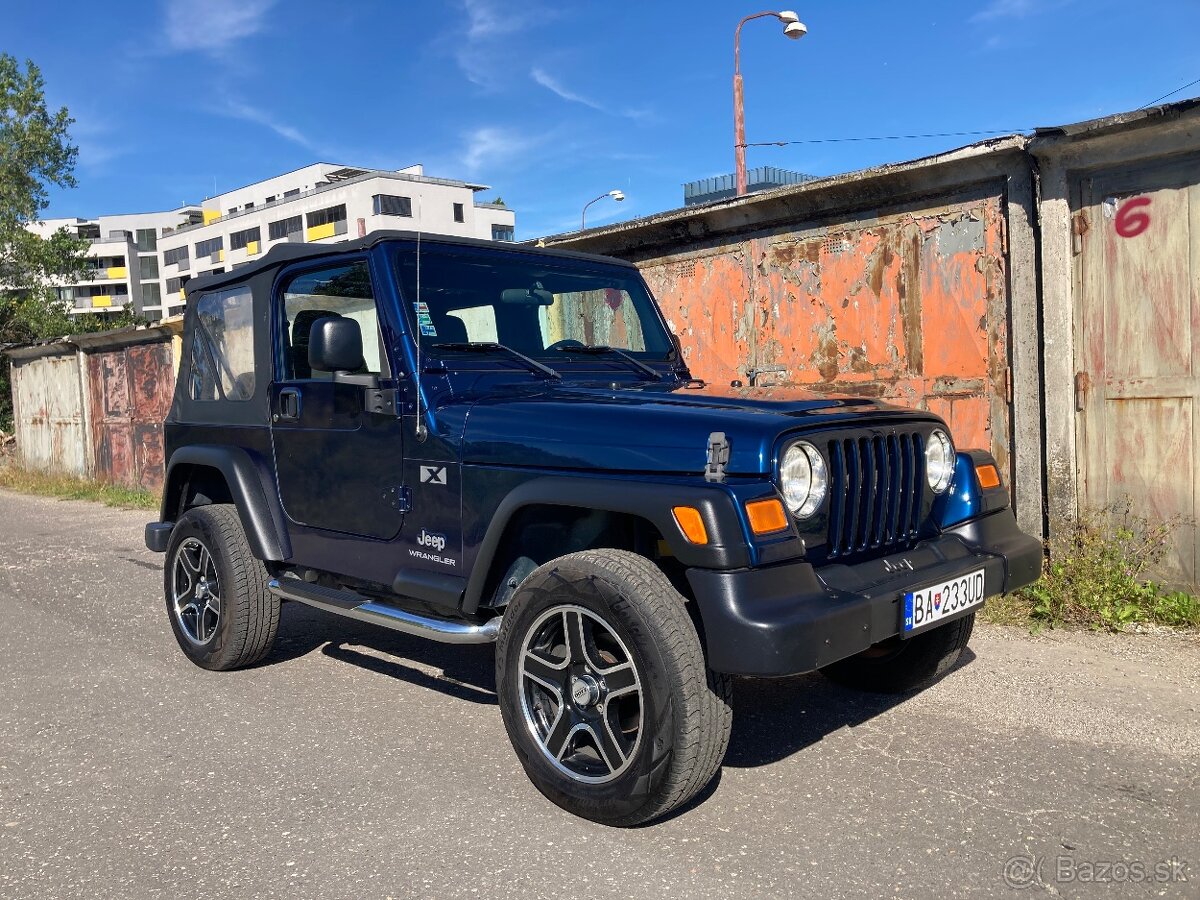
308, 316, 363, 373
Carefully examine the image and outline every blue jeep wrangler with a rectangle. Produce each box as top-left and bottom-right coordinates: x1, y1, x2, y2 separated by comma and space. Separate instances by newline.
146, 231, 1041, 826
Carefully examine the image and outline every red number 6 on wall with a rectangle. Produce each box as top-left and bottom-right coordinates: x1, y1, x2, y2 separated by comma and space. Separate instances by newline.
1114, 197, 1152, 238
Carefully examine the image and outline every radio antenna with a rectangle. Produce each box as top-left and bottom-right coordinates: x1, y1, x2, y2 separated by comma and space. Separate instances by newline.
414, 195, 428, 441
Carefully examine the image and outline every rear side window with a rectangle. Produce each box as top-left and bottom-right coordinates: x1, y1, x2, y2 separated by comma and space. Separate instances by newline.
190, 286, 256, 401
280, 260, 384, 380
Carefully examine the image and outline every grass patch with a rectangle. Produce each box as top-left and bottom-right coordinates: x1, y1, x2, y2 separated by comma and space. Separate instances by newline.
984, 505, 1200, 632
977, 592, 1036, 628
0, 463, 160, 511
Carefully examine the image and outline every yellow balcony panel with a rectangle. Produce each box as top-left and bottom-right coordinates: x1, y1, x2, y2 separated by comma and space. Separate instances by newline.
105, 266, 127, 279
179, 289, 186, 300
202, 210, 222, 225
246, 240, 259, 256
219, 248, 225, 262
307, 222, 336, 242
91, 295, 113, 308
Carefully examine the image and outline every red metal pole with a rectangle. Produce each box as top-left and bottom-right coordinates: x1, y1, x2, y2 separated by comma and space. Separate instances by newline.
734, 72, 747, 196
733, 12, 776, 197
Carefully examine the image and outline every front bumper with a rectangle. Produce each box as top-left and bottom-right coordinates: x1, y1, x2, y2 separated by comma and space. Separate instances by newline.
687, 509, 1042, 677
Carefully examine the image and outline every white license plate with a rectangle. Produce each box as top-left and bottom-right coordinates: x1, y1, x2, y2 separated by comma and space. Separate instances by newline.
903, 568, 986, 634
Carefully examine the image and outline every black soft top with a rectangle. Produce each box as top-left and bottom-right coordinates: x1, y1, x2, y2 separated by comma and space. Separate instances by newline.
184, 229, 636, 296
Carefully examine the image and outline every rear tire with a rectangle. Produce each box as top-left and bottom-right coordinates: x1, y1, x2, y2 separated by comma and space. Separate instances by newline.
164, 504, 279, 671
820, 612, 975, 693
495, 549, 732, 826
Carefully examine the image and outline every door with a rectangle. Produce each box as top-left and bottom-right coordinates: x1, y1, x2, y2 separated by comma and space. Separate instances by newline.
269, 257, 406, 540
1076, 155, 1200, 585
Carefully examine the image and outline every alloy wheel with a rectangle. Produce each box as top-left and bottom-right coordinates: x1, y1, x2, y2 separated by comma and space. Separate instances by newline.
518, 604, 643, 784
171, 537, 221, 645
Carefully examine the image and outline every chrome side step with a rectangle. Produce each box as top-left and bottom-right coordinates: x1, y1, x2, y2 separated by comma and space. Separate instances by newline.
268, 577, 501, 645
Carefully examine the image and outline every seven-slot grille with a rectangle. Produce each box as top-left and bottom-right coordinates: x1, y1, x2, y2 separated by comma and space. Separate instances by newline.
825, 432, 925, 558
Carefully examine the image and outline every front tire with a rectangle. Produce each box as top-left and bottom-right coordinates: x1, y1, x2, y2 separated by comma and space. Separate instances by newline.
164, 504, 279, 671
495, 549, 732, 826
819, 612, 975, 693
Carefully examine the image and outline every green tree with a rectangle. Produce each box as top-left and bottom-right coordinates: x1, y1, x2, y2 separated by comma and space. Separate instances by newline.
0, 54, 137, 431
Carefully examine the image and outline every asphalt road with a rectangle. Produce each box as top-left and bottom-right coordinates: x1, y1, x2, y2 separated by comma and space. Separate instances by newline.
1, 490, 1197, 899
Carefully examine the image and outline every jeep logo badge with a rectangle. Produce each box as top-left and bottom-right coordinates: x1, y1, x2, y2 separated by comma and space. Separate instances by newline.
420, 465, 447, 485
417, 529, 447, 552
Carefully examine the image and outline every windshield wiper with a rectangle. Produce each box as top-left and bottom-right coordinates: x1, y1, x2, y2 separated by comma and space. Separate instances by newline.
430, 342, 560, 380
555, 344, 664, 381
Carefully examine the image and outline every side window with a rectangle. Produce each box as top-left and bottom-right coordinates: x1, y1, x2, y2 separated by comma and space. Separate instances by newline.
280, 260, 383, 380
189, 331, 219, 401
191, 286, 256, 401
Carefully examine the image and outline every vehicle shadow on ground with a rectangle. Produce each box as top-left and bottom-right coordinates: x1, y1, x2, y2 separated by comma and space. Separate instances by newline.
267, 602, 497, 704
268, 603, 978, 768
724, 646, 978, 768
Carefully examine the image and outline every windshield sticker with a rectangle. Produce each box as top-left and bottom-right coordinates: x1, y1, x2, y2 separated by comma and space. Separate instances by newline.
414, 303, 437, 336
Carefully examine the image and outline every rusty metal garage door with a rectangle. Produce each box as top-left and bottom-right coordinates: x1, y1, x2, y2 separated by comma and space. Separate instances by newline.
86, 340, 175, 491
9, 348, 87, 477
1075, 154, 1200, 585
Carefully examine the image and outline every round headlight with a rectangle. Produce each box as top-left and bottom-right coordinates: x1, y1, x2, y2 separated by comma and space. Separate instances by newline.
780, 441, 828, 518
925, 429, 954, 493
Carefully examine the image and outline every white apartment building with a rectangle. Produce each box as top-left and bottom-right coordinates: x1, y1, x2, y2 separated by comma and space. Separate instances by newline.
157, 163, 514, 319
27, 206, 202, 316
29, 162, 516, 322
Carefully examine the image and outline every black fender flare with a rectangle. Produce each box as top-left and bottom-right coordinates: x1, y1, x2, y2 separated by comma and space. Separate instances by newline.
461, 476, 751, 613
162, 445, 291, 561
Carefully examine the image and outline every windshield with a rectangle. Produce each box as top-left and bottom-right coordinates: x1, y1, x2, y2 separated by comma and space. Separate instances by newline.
394, 245, 673, 360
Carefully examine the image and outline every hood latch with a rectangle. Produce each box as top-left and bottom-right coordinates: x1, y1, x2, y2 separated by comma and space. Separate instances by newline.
705, 432, 731, 483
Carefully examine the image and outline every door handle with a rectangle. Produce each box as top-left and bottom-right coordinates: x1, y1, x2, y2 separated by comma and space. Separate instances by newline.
1074, 371, 1089, 412
278, 387, 302, 420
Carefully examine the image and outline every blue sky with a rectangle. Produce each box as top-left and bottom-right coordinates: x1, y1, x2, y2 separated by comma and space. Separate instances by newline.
6, 0, 1200, 238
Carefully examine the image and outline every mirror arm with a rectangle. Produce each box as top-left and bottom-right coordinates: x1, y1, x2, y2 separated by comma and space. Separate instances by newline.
332, 371, 380, 388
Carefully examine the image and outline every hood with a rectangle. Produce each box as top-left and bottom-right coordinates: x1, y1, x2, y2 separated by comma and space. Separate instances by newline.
449, 378, 941, 476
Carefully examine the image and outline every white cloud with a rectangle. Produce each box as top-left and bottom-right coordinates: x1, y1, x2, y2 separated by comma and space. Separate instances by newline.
453, 0, 562, 90
971, 0, 1069, 21
70, 114, 130, 173
454, 0, 527, 88
216, 99, 320, 153
462, 0, 524, 41
530, 67, 654, 121
531, 67, 606, 112
459, 126, 535, 174
163, 0, 276, 53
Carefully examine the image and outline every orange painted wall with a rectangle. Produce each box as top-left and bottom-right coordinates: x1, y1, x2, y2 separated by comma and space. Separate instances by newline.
640, 196, 1010, 467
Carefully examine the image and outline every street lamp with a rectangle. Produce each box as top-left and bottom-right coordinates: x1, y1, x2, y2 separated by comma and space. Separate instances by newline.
581, 189, 625, 229
734, 10, 806, 196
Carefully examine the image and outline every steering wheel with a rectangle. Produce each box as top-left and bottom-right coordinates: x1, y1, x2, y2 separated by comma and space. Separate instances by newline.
545, 339, 586, 351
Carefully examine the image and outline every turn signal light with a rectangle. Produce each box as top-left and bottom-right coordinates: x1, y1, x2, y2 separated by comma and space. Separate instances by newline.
745, 498, 789, 535
975, 464, 1001, 490
672, 506, 709, 545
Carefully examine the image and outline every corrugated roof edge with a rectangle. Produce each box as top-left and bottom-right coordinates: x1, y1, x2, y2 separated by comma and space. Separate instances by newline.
183, 229, 636, 297
1031, 96, 1200, 142
534, 134, 1029, 246
5, 320, 181, 361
